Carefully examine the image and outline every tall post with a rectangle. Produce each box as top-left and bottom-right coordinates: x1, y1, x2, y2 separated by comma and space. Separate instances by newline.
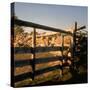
60, 34, 64, 77
74, 22, 77, 45
73, 22, 77, 69
32, 28, 36, 80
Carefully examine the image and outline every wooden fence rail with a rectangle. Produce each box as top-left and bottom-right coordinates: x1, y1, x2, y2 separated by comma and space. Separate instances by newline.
14, 19, 72, 35
14, 46, 69, 54
15, 72, 33, 82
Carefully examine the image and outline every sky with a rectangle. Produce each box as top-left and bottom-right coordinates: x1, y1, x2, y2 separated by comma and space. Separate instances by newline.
14, 2, 88, 32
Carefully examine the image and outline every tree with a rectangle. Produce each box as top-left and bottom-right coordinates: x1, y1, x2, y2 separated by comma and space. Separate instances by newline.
14, 25, 24, 36
11, 15, 24, 36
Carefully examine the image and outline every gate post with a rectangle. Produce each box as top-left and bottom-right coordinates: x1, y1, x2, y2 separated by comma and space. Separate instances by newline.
60, 34, 64, 77
72, 22, 77, 70
32, 28, 36, 80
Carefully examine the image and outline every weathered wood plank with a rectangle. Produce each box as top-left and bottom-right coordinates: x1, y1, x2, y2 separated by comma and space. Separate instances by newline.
14, 19, 72, 35
14, 46, 69, 54
35, 56, 62, 64
15, 59, 33, 67
35, 65, 61, 76
14, 72, 33, 82
35, 46, 69, 53
14, 47, 33, 54
35, 46, 62, 53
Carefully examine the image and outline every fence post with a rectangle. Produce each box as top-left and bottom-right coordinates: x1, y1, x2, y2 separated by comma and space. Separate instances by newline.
60, 34, 64, 77
32, 28, 36, 80
72, 22, 77, 70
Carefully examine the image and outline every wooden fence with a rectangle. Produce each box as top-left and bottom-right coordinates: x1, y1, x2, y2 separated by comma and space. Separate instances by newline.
14, 46, 71, 83
11, 18, 86, 87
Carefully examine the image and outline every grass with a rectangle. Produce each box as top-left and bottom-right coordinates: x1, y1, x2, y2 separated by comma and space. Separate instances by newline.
14, 68, 73, 87
15, 69, 61, 87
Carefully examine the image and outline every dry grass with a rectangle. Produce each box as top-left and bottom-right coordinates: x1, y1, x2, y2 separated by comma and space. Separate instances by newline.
15, 69, 61, 87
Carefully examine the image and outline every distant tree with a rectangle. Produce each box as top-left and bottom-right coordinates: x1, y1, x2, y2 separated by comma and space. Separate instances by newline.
14, 25, 24, 36
11, 15, 24, 36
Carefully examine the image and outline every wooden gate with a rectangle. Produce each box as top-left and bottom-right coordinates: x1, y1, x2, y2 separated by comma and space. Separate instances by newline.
11, 18, 86, 87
